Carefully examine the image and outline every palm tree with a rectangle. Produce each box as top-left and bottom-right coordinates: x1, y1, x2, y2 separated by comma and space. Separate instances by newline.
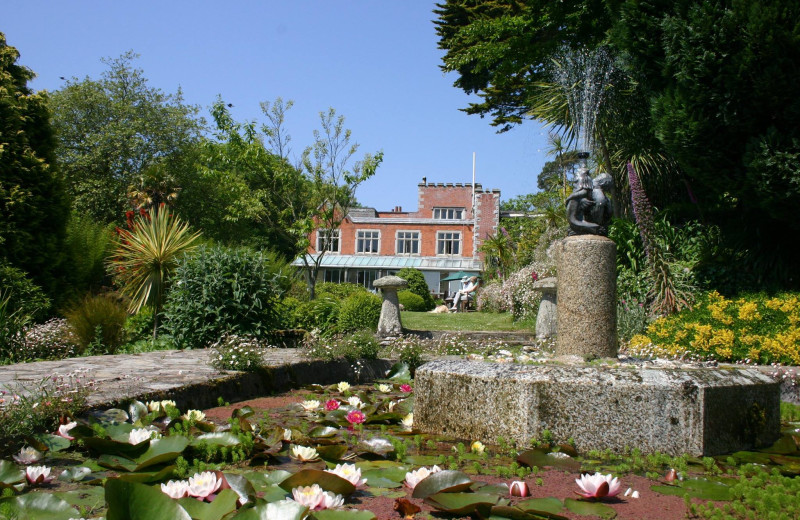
110, 207, 201, 339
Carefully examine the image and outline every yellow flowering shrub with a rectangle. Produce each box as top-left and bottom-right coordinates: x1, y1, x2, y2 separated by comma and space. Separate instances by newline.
624, 291, 800, 364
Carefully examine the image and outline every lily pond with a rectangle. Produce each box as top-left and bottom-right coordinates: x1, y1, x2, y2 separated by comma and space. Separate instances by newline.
2, 363, 800, 520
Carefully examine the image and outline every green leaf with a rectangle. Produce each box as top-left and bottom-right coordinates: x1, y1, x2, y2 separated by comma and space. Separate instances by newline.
134, 436, 190, 471
650, 479, 732, 501
517, 497, 567, 516
178, 489, 239, 520
192, 432, 242, 447
385, 362, 411, 381
221, 472, 257, 505
232, 406, 255, 419
308, 426, 338, 438
517, 449, 581, 472
311, 510, 376, 520
316, 444, 348, 461
411, 470, 473, 499
490, 504, 570, 520
29, 433, 71, 452
424, 492, 503, 515
0, 460, 25, 487
357, 437, 394, 457
105, 478, 192, 520
279, 469, 356, 496
0, 493, 78, 520
116, 465, 176, 483
231, 498, 308, 520
402, 455, 441, 466
564, 498, 617, 519
129, 400, 149, 424
52, 487, 106, 511
98, 454, 139, 472
57, 466, 93, 482
90, 408, 130, 423
244, 470, 292, 491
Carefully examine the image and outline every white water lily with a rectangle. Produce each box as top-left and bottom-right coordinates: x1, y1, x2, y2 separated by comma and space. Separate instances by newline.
161, 400, 177, 410
292, 484, 325, 509
632, 490, 640, 498
387, 400, 397, 412
346, 396, 363, 408
401, 413, 414, 429
337, 381, 351, 393
283, 428, 292, 441
182, 409, 206, 422
146, 400, 161, 412
377, 384, 391, 393
188, 471, 222, 499
13, 447, 43, 465
404, 465, 442, 489
290, 445, 320, 462
471, 441, 486, 454
320, 490, 345, 509
128, 428, 153, 445
326, 463, 367, 487
301, 400, 321, 411
265, 500, 308, 518
25, 465, 53, 485
575, 472, 621, 499
56, 421, 77, 440
161, 479, 190, 499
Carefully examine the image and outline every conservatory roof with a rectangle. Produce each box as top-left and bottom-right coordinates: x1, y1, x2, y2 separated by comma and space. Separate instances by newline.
292, 254, 482, 272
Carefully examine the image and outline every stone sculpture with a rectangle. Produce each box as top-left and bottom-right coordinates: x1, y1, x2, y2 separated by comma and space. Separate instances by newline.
566, 166, 613, 236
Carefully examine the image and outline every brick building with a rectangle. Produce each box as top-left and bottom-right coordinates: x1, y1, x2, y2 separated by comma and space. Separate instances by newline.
293, 181, 500, 296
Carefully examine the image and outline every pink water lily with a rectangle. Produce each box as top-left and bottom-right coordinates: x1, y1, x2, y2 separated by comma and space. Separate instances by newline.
509, 480, 530, 497
575, 472, 621, 499
346, 409, 365, 425
292, 484, 343, 510
404, 465, 441, 490
25, 466, 54, 485
161, 479, 190, 499
399, 384, 412, 393
55, 421, 77, 440
326, 463, 367, 487
13, 447, 43, 465
325, 399, 340, 411
187, 471, 222, 500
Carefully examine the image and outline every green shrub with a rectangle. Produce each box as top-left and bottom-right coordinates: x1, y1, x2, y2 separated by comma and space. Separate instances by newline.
289, 297, 340, 335
209, 333, 268, 371
315, 282, 367, 300
337, 292, 381, 333
303, 329, 381, 361
0, 263, 50, 320
124, 306, 155, 342
396, 268, 435, 310
65, 293, 128, 355
63, 211, 115, 299
398, 290, 426, 312
163, 245, 286, 349
3, 319, 77, 364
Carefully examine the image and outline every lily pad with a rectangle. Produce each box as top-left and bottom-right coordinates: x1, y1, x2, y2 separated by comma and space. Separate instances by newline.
89, 407, 129, 424
133, 436, 190, 470
518, 497, 567, 516
564, 498, 617, 519
52, 487, 106, 511
191, 432, 242, 447
650, 478, 733, 501
105, 478, 191, 520
411, 470, 473, 499
58, 466, 93, 482
0, 492, 78, 520
220, 472, 256, 505
490, 504, 569, 520
316, 444, 349, 461
311, 510, 377, 519
279, 469, 356, 496
0, 460, 25, 488
402, 454, 442, 466
178, 488, 239, 520
517, 449, 581, 472
424, 492, 503, 516
385, 362, 411, 381
231, 498, 308, 520
129, 400, 149, 424
308, 426, 339, 438
115, 465, 176, 483
29, 433, 71, 452
358, 437, 395, 457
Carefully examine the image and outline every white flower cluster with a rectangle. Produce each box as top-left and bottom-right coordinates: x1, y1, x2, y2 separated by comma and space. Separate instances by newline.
209, 333, 268, 371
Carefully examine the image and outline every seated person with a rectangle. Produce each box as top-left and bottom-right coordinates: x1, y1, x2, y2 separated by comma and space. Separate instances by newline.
450, 276, 480, 311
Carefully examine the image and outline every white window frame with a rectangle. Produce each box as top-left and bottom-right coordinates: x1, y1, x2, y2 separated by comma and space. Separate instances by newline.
316, 229, 340, 253
395, 230, 421, 255
436, 231, 462, 256
355, 229, 380, 254
433, 207, 465, 220
323, 269, 344, 283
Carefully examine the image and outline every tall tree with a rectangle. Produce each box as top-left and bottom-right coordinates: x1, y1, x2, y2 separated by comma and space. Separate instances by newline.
0, 32, 69, 301
50, 51, 203, 223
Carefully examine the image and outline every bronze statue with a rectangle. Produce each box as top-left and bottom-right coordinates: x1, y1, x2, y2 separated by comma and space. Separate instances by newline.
565, 167, 612, 236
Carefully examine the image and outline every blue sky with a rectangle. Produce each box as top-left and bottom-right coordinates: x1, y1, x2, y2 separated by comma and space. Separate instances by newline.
4, 1, 549, 211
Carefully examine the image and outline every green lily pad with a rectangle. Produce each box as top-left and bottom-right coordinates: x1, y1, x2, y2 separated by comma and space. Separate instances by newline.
311, 510, 377, 519
191, 432, 242, 447
106, 478, 191, 520
98, 453, 139, 472
564, 498, 617, 519
0, 492, 78, 520
129, 400, 149, 424
517, 449, 581, 472
81, 436, 150, 458
759, 434, 798, 455
52, 487, 106, 511
316, 444, 349, 461
424, 492, 503, 515
29, 433, 71, 452
133, 436, 190, 470
358, 437, 395, 457
179, 488, 239, 520
221, 472, 256, 505
517, 497, 566, 515
768, 454, 800, 474
385, 362, 411, 381
231, 498, 308, 520
90, 407, 129, 424
411, 470, 473, 499
650, 478, 733, 501
490, 504, 569, 520
308, 426, 339, 438
402, 455, 442, 466
232, 406, 255, 419
116, 465, 176, 483
58, 466, 93, 482
0, 460, 25, 487
244, 470, 292, 491
279, 469, 356, 496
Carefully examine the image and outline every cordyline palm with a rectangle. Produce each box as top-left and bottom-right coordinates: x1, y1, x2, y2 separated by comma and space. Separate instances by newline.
111, 207, 201, 339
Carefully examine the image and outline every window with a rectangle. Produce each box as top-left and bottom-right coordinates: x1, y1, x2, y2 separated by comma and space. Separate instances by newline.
396, 231, 420, 255
437, 231, 461, 255
355, 270, 378, 290
316, 229, 340, 253
323, 269, 344, 283
356, 230, 380, 254
433, 207, 465, 220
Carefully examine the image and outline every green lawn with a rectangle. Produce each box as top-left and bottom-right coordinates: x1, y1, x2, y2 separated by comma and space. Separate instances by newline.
401, 311, 533, 332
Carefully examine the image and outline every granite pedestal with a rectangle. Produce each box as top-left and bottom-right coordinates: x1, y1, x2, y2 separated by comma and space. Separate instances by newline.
415, 360, 780, 456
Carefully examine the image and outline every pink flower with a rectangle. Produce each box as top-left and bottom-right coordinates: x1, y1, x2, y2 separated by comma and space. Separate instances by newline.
187, 471, 222, 500
399, 384, 412, 393
325, 399, 340, 411
509, 480, 530, 497
346, 410, 365, 424
25, 466, 54, 485
56, 421, 77, 440
575, 472, 621, 500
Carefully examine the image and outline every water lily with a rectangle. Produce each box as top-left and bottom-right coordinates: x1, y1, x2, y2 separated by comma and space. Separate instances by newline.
399, 384, 412, 393
290, 445, 320, 462
664, 468, 678, 482
188, 471, 222, 499
13, 447, 43, 465
182, 409, 206, 422
337, 382, 351, 393
624, 487, 640, 498
346, 409, 366, 425
346, 396, 363, 408
301, 400, 321, 411
161, 479, 190, 499
320, 490, 345, 509
161, 399, 177, 410
292, 484, 325, 509
325, 399, 340, 410
575, 472, 621, 499
56, 421, 77, 440
326, 463, 367, 487
471, 441, 485, 454
146, 400, 162, 412
509, 480, 530, 497
377, 383, 391, 393
401, 413, 414, 429
283, 428, 292, 441
404, 465, 442, 490
25, 465, 54, 485
128, 428, 153, 445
